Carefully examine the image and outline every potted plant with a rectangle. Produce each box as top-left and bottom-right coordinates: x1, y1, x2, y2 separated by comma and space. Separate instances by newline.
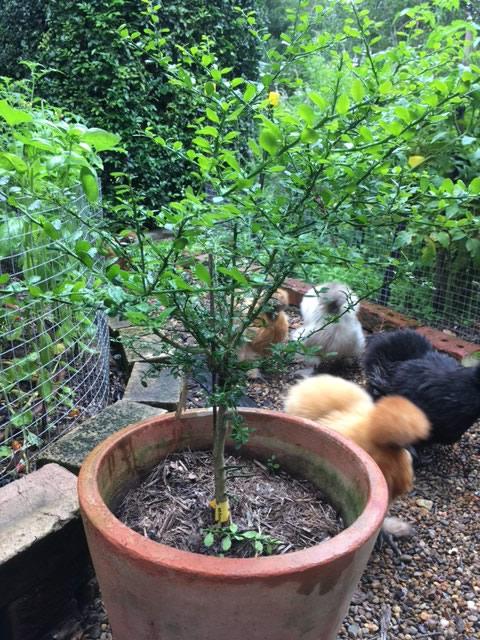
73, 2, 475, 637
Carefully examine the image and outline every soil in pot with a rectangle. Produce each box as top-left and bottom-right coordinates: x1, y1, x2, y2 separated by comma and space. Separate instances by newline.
116, 450, 344, 558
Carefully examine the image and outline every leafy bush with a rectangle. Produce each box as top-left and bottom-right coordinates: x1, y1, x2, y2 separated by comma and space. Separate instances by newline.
0, 0, 262, 207
0, 79, 118, 479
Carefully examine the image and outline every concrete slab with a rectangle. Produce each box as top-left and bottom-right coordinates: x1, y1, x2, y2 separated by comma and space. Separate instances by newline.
123, 362, 183, 410
37, 400, 166, 474
0, 464, 91, 640
108, 315, 132, 332
116, 326, 172, 365
0, 464, 78, 567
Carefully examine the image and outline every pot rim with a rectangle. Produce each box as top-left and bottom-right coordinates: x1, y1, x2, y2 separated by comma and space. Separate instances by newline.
78, 407, 388, 579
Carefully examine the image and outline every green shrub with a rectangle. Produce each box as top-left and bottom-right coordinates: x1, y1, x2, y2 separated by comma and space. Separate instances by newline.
0, 0, 262, 208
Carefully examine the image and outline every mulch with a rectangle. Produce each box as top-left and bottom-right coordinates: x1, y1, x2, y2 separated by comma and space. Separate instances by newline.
116, 450, 343, 558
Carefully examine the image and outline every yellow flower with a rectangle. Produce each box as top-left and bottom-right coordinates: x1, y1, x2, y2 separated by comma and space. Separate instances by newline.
268, 91, 281, 107
408, 155, 426, 169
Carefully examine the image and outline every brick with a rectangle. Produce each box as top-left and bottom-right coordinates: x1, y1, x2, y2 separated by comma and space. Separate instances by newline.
123, 362, 184, 411
0, 464, 91, 640
281, 278, 313, 306
37, 400, 166, 474
415, 326, 480, 362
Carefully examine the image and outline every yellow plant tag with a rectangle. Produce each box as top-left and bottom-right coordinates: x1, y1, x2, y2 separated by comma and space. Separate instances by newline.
209, 498, 231, 523
408, 155, 426, 169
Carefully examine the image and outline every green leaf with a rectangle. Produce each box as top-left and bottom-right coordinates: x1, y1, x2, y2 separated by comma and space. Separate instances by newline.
466, 238, 480, 256
308, 92, 327, 110
335, 94, 350, 116
194, 262, 211, 285
298, 104, 315, 127
243, 84, 256, 102
350, 79, 365, 102
217, 266, 248, 285
203, 532, 215, 547
0, 445, 12, 458
80, 167, 99, 203
468, 177, 480, 194
433, 231, 450, 248
206, 108, 220, 124
300, 127, 318, 144
82, 128, 120, 152
196, 126, 218, 137
221, 536, 232, 551
259, 129, 279, 155
107, 264, 121, 280
204, 81, 216, 96
0, 152, 27, 173
254, 540, 263, 554
394, 106, 411, 123
0, 100, 32, 125
358, 126, 374, 142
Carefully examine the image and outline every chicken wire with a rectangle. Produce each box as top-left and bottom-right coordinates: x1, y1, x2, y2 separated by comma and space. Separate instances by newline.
321, 225, 480, 343
0, 192, 109, 484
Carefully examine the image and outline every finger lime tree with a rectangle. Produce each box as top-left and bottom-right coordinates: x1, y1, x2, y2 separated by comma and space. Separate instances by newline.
53, 0, 478, 525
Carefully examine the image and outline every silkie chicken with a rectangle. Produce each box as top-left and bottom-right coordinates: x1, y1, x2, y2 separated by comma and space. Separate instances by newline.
284, 374, 430, 536
363, 328, 480, 445
292, 282, 365, 371
238, 288, 290, 379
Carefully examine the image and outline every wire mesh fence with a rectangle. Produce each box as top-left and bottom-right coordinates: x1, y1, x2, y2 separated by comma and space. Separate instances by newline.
0, 192, 110, 485
313, 224, 480, 344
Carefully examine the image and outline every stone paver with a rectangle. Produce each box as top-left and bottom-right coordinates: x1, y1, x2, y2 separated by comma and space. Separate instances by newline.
116, 326, 172, 365
0, 463, 78, 567
37, 400, 166, 474
0, 464, 90, 640
123, 362, 183, 411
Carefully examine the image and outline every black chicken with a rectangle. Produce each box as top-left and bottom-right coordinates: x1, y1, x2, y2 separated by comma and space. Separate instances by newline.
363, 329, 480, 445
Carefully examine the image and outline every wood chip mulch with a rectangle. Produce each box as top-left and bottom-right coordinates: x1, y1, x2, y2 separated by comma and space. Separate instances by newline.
115, 450, 343, 558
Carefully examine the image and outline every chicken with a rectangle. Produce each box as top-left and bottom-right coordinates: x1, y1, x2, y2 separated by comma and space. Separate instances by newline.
363, 328, 480, 445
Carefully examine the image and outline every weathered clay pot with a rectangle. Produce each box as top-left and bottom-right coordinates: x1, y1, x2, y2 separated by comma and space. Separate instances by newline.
78, 408, 388, 640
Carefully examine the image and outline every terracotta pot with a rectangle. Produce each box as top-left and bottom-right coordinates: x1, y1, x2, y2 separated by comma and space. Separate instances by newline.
78, 408, 388, 640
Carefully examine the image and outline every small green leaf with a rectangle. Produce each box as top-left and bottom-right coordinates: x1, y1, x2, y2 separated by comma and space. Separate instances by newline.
350, 79, 365, 102
300, 127, 318, 144
298, 104, 315, 127
203, 532, 215, 547
308, 92, 327, 110
335, 94, 350, 116
468, 177, 480, 194
243, 84, 256, 102
0, 445, 12, 458
0, 152, 27, 173
259, 129, 279, 155
254, 540, 263, 554
82, 128, 120, 152
80, 167, 99, 203
217, 267, 248, 285
466, 238, 480, 256
358, 126, 373, 142
221, 536, 232, 551
194, 262, 211, 285
0, 100, 32, 125
206, 108, 220, 124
